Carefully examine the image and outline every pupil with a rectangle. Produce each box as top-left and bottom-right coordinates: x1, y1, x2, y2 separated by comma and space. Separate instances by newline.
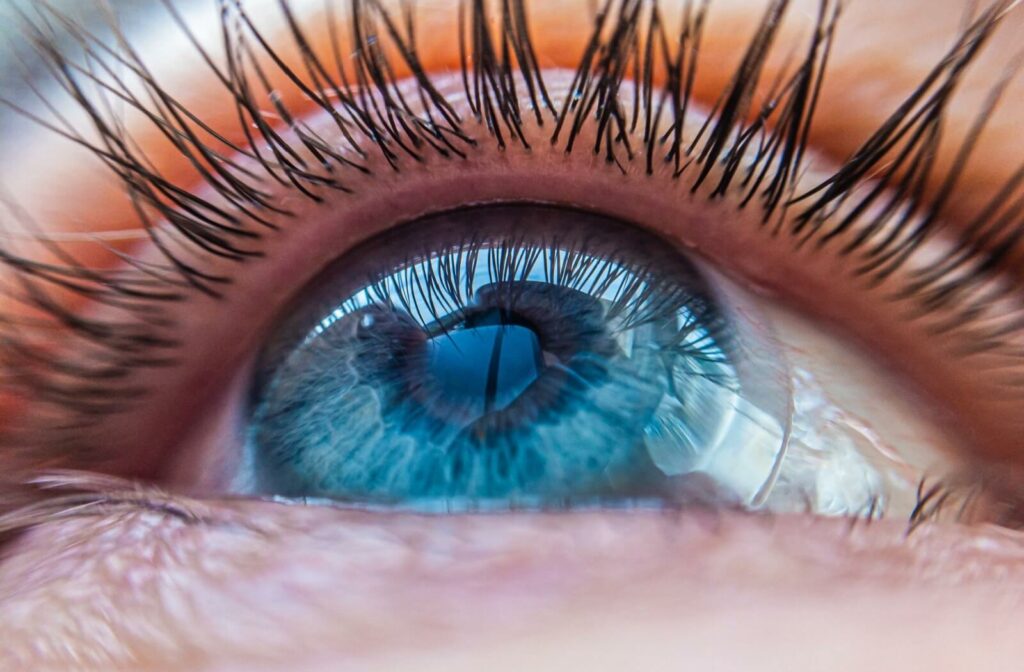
425, 308, 545, 416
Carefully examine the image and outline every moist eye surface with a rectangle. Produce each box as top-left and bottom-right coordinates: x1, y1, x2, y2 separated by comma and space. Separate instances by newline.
243, 204, 793, 509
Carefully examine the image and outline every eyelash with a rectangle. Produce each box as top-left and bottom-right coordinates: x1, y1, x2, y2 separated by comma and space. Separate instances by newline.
0, 466, 1002, 542
0, 0, 1021, 512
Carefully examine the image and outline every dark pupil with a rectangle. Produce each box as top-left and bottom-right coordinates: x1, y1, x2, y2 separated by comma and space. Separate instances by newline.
426, 308, 544, 415
371, 282, 614, 429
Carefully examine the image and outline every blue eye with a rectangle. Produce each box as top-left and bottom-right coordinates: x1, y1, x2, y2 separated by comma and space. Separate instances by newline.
246, 205, 790, 509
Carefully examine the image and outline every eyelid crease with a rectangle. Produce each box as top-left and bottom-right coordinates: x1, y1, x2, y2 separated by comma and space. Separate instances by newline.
0, 0, 1023, 494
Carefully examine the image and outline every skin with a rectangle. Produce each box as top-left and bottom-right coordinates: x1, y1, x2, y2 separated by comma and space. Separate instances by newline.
1, 0, 1023, 669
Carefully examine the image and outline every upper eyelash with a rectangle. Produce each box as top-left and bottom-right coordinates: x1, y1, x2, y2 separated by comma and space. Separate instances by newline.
0, 0, 1021, 462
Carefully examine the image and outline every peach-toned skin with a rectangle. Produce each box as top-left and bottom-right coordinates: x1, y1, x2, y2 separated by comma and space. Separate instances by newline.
1, 0, 1024, 670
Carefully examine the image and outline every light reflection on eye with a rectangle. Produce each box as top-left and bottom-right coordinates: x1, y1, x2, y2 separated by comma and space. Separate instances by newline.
233, 200, 943, 519
244, 203, 796, 509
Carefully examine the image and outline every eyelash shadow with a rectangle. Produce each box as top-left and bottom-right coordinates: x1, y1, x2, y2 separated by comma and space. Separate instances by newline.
0, 0, 1021, 487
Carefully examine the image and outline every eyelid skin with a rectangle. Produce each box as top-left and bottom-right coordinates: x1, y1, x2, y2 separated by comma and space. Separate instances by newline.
2, 0, 1022, 245
1, 0, 1021, 329
2, 495, 1024, 669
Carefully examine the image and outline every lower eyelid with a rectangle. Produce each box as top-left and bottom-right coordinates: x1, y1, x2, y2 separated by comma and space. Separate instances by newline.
2, 501, 1023, 667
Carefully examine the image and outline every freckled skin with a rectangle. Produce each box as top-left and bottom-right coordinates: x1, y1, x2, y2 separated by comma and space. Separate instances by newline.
1, 1, 1024, 670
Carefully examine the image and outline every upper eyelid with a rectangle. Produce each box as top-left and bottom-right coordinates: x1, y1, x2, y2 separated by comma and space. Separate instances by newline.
2, 1, 1018, 202
0, 1, 1012, 240
0, 1, 1017, 240
1, 0, 1023, 474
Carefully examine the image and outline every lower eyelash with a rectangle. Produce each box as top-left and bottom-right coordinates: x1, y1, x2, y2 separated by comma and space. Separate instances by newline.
0, 0, 1021, 480
0, 467, 1014, 542
0, 470, 237, 548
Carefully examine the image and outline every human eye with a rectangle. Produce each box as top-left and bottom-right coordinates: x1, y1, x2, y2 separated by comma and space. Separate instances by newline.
1, 0, 1023, 668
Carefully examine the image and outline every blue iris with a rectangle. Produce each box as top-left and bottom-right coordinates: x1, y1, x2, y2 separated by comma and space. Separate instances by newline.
246, 205, 740, 508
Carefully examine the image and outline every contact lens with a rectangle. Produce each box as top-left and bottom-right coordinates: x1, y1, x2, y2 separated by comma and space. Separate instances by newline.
245, 205, 793, 509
